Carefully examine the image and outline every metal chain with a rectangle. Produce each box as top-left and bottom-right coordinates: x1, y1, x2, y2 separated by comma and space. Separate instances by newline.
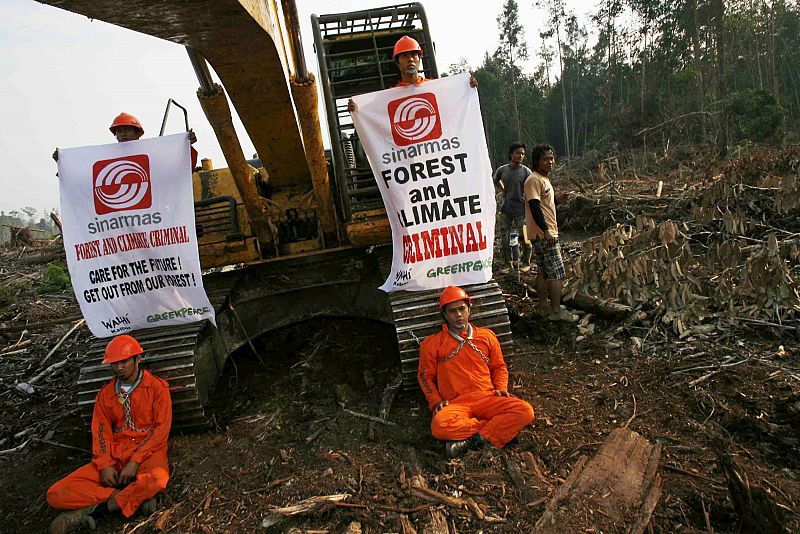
409, 329, 421, 346
113, 371, 153, 434
439, 325, 489, 364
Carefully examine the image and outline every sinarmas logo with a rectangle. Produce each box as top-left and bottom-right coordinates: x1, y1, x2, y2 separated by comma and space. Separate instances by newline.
92, 154, 152, 215
388, 92, 442, 146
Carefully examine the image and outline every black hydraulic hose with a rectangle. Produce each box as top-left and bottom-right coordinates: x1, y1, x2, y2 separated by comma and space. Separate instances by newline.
186, 47, 215, 96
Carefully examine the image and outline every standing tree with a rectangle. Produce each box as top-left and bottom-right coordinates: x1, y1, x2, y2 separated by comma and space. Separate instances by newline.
22, 206, 37, 226
537, 0, 571, 158
495, 0, 528, 141
713, 0, 728, 156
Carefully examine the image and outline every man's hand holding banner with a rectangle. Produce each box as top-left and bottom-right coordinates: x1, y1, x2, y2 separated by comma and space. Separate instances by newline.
58, 133, 216, 337
351, 73, 496, 292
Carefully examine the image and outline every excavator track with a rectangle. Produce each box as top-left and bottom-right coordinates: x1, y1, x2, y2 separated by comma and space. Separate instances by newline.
374, 249, 514, 388
76, 247, 394, 432
77, 249, 513, 428
78, 322, 211, 431
388, 281, 513, 389
77, 271, 240, 432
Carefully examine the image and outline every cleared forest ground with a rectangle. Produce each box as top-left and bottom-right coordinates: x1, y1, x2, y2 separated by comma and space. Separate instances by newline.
0, 146, 798, 533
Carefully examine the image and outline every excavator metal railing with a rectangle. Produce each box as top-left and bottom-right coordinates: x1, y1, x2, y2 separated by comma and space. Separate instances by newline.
312, 3, 439, 221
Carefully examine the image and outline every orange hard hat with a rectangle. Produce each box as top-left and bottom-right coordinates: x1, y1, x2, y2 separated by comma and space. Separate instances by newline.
102, 334, 144, 364
109, 112, 144, 135
393, 35, 423, 60
438, 286, 471, 310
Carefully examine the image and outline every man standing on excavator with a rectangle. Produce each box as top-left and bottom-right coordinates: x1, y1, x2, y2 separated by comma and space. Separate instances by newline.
53, 112, 198, 167
417, 286, 535, 458
349, 35, 477, 112
47, 334, 172, 534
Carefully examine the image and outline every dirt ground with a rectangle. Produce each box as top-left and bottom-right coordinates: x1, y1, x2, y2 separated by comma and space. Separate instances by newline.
1, 265, 798, 533
1, 146, 799, 532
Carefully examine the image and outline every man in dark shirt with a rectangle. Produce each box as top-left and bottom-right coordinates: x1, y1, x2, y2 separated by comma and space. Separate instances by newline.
493, 142, 532, 273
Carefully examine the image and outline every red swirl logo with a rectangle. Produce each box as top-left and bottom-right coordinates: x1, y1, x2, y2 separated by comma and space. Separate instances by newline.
388, 93, 442, 146
92, 154, 151, 214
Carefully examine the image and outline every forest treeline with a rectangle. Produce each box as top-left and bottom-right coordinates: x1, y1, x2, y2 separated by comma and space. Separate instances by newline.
458, 0, 798, 166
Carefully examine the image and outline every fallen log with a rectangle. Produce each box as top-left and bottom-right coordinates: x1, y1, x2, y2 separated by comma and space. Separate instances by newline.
17, 356, 71, 395
261, 494, 349, 528
520, 282, 632, 320
1, 339, 32, 354
0, 315, 83, 335
14, 250, 65, 266
342, 408, 396, 426
565, 292, 632, 320
39, 318, 84, 367
533, 428, 662, 533
403, 447, 450, 533
0, 439, 30, 456
29, 357, 69, 384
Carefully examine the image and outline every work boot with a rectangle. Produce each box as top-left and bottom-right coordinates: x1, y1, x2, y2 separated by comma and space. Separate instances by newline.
550, 308, 577, 323
139, 494, 161, 515
445, 434, 487, 458
49, 506, 96, 534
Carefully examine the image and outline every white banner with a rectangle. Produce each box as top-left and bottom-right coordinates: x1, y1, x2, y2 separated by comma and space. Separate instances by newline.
58, 133, 216, 337
351, 73, 496, 292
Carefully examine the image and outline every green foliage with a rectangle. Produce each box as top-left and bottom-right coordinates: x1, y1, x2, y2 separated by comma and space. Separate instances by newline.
472, 0, 800, 159
40, 262, 72, 294
727, 89, 785, 144
0, 283, 27, 307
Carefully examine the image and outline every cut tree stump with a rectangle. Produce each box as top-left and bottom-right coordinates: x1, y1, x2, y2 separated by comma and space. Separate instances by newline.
533, 428, 662, 533
713, 435, 786, 533
403, 447, 450, 534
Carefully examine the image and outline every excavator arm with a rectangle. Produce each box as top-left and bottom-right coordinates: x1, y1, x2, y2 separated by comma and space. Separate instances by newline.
40, 0, 306, 186
38, 0, 337, 246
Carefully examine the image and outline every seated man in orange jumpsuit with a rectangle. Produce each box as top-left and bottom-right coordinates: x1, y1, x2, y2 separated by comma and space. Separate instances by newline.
47, 334, 172, 534
418, 286, 534, 457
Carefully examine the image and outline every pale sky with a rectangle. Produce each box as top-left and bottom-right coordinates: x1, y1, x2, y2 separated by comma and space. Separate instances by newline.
0, 0, 597, 216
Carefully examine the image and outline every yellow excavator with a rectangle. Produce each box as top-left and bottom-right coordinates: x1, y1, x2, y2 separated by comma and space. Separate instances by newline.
37, 0, 513, 430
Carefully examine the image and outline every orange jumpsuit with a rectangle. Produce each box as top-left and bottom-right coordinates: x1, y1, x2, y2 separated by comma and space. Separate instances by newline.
418, 323, 534, 448
47, 369, 172, 518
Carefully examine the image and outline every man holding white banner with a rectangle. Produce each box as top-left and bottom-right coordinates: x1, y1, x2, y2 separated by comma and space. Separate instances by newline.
351, 72, 496, 292
57, 131, 216, 337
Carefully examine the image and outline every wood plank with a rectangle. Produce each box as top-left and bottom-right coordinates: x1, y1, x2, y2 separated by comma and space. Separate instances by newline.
533, 428, 662, 533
